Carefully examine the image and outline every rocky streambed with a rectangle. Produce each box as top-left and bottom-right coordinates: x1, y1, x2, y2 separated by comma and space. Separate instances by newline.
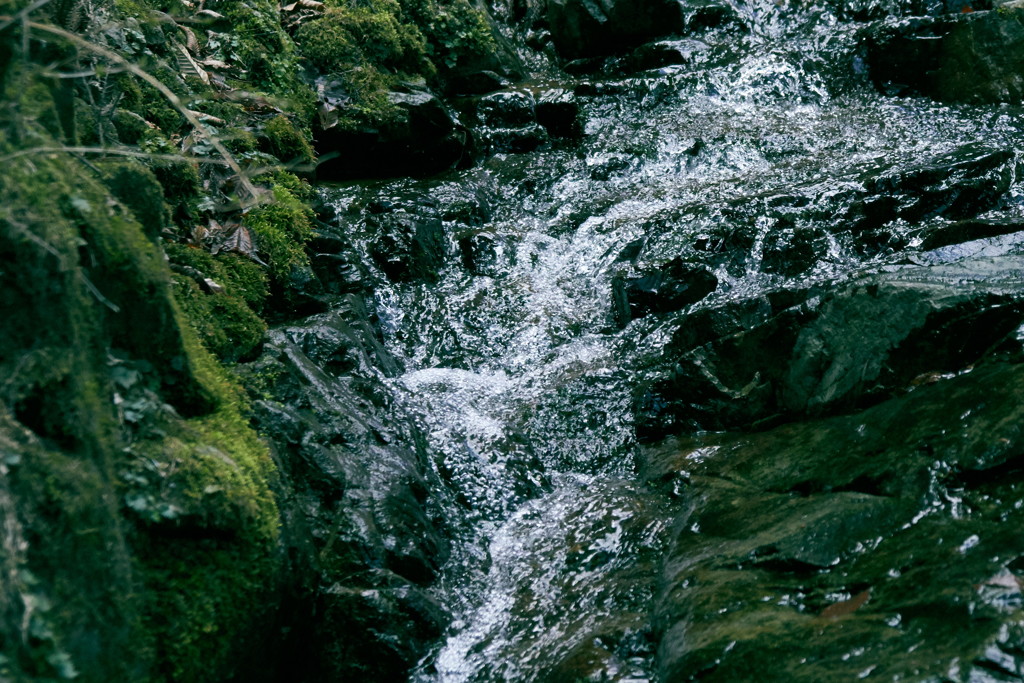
249, 0, 1024, 679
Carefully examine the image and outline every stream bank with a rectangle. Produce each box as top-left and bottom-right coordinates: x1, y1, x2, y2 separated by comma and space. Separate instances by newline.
6, 0, 1024, 679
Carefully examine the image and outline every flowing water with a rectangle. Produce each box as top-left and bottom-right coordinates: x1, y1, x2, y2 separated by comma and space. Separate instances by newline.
317, 1, 1024, 678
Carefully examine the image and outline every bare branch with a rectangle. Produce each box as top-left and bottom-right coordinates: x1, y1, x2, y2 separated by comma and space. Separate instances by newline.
0, 0, 53, 32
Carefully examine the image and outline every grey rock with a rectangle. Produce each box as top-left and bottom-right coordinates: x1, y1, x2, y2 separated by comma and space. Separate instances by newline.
640, 255, 1024, 437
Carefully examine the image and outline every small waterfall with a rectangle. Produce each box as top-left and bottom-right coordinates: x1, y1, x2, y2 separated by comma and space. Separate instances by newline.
313, 0, 1024, 677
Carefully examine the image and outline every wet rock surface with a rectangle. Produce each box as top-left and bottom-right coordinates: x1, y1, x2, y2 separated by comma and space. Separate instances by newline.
314, 85, 470, 180
639, 254, 1024, 436
238, 304, 452, 679
866, 7, 1024, 103
643, 360, 1024, 681
546, 0, 687, 58
612, 258, 718, 327
241, 0, 1024, 678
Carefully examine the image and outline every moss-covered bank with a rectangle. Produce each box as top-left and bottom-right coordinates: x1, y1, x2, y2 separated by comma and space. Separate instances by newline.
0, 0, 307, 679
0, 152, 283, 681
0, 0, 518, 672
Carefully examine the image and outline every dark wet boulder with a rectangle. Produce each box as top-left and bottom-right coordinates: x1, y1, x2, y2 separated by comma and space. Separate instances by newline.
622, 38, 713, 71
463, 89, 551, 155
239, 323, 450, 679
612, 258, 718, 327
436, 12, 526, 97
445, 69, 510, 96
546, 0, 686, 58
535, 87, 585, 138
639, 254, 1024, 437
316, 577, 448, 681
309, 227, 371, 295
919, 216, 1024, 250
276, 304, 401, 378
433, 175, 497, 226
273, 261, 329, 320
863, 148, 1016, 223
843, 147, 1020, 253
315, 84, 469, 180
644, 359, 1024, 682
760, 224, 826, 277
368, 210, 448, 282
546, 0, 744, 59
459, 229, 510, 276
865, 7, 1024, 104
476, 90, 537, 128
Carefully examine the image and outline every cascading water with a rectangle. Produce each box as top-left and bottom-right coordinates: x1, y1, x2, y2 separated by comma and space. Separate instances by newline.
314, 0, 1024, 678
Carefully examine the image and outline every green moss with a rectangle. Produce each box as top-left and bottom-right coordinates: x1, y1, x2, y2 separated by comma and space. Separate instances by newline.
292, 0, 497, 127
165, 243, 270, 311
1, 67, 282, 679
263, 114, 316, 166
172, 274, 268, 363
217, 254, 271, 311
0, 146, 148, 680
124, 340, 280, 681
301, 0, 431, 75
100, 160, 171, 241
223, 126, 259, 154
421, 0, 496, 69
163, 242, 270, 362
114, 69, 186, 135
294, 0, 436, 129
112, 108, 153, 145
20, 80, 64, 139
151, 156, 202, 204
395, 0, 496, 71
74, 97, 119, 146
244, 175, 315, 282
268, 168, 316, 202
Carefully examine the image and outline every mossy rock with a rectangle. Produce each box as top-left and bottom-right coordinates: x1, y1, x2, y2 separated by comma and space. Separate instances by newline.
294, 0, 500, 129
296, 0, 432, 76
172, 274, 268, 363
166, 243, 271, 312
0, 101, 281, 681
100, 160, 172, 241
262, 115, 317, 168
244, 174, 316, 284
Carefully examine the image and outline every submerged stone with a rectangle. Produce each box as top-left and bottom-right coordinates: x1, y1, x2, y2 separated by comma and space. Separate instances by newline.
368, 211, 448, 282
612, 258, 719, 327
535, 88, 585, 138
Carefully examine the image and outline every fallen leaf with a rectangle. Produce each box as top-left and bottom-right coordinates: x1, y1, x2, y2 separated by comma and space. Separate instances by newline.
200, 58, 231, 70
179, 24, 200, 53
282, 0, 324, 11
176, 45, 210, 85
201, 278, 224, 294
819, 589, 871, 620
213, 224, 268, 265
